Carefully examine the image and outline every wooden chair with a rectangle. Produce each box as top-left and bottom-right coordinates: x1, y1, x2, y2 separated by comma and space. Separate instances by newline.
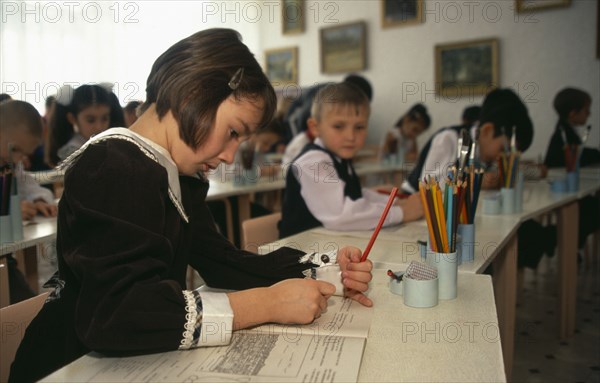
241, 212, 281, 253
0, 292, 49, 382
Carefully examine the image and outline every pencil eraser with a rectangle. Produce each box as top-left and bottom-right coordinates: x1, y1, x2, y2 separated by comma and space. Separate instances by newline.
315, 265, 344, 296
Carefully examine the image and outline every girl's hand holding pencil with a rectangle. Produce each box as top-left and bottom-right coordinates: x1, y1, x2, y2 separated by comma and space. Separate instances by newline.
337, 247, 373, 307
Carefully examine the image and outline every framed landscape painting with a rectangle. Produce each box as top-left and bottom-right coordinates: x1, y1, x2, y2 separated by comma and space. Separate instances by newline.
265, 47, 298, 85
435, 38, 499, 97
381, 0, 423, 28
282, 0, 304, 34
320, 21, 367, 74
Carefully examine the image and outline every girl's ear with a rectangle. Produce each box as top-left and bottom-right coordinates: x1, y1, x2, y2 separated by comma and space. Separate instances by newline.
66, 112, 77, 126
307, 117, 319, 138
66, 112, 79, 133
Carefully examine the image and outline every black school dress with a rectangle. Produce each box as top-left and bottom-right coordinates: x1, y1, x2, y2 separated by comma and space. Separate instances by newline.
9, 130, 313, 382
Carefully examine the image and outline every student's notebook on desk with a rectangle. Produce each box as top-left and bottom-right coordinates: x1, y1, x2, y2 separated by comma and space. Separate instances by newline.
41, 296, 373, 383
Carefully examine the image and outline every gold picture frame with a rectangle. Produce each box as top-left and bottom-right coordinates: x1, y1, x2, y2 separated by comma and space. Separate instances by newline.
381, 0, 423, 28
282, 0, 304, 35
516, 0, 571, 13
320, 21, 367, 74
435, 38, 499, 97
264, 47, 298, 86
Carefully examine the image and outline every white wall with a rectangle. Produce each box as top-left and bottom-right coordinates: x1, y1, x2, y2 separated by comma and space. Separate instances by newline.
0, 1, 261, 110
1, 0, 598, 160
260, 0, 600, 160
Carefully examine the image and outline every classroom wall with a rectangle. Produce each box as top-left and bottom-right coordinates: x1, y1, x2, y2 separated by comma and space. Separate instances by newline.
1, 0, 598, 160
259, 0, 600, 160
0, 1, 261, 113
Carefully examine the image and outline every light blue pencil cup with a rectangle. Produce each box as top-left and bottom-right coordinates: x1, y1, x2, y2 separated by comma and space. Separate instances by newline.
515, 172, 524, 213
550, 178, 567, 193
0, 214, 12, 245
10, 194, 23, 241
566, 171, 579, 192
500, 188, 516, 214
457, 224, 475, 263
425, 250, 458, 300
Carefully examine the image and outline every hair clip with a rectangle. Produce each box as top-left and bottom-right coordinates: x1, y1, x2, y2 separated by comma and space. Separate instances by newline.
55, 84, 75, 106
228, 68, 244, 90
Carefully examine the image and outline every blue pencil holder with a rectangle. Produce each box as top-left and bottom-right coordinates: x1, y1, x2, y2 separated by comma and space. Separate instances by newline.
515, 172, 524, 213
0, 215, 12, 244
457, 224, 475, 263
550, 178, 567, 193
566, 171, 579, 192
500, 188, 516, 214
482, 194, 501, 215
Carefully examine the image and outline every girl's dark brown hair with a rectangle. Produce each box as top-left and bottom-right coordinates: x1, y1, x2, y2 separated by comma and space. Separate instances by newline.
143, 28, 276, 150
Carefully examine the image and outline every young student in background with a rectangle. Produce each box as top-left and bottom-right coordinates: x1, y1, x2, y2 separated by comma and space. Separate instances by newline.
461, 105, 482, 127
544, 87, 599, 168
48, 84, 112, 165
402, 89, 533, 194
0, 100, 58, 303
544, 87, 599, 253
380, 103, 431, 163
123, 100, 142, 127
279, 82, 423, 238
10, 29, 373, 383
282, 75, 374, 166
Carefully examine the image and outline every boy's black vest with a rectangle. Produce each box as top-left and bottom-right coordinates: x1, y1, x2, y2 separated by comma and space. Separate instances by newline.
404, 125, 470, 193
279, 143, 362, 238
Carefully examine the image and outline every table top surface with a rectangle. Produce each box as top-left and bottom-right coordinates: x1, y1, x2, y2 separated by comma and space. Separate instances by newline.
41, 271, 504, 383
261, 176, 600, 273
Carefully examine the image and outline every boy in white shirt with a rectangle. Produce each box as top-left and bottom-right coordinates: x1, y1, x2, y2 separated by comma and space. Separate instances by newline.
280, 82, 423, 237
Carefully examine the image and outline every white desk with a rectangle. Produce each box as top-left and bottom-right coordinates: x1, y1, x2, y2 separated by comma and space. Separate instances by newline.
41, 272, 504, 383
261, 175, 600, 379
207, 162, 410, 245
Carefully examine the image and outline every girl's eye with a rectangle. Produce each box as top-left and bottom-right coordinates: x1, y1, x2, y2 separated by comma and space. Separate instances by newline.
229, 128, 240, 139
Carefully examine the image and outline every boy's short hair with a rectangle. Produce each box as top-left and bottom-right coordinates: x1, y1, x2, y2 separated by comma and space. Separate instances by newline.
310, 82, 370, 121
0, 100, 43, 138
143, 28, 276, 150
479, 88, 533, 152
343, 74, 373, 101
553, 87, 591, 121
462, 105, 482, 125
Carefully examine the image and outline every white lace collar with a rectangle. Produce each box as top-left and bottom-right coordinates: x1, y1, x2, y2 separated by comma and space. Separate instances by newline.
58, 128, 189, 222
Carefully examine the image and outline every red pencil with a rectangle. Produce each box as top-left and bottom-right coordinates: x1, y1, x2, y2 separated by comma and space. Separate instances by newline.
360, 187, 398, 262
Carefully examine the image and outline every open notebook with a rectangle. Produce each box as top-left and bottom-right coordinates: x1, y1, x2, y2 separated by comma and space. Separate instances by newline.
41, 296, 373, 383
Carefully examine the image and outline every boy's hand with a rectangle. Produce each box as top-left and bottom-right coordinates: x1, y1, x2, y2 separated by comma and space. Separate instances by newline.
398, 193, 423, 222
20, 199, 57, 220
20, 200, 37, 220
33, 200, 58, 217
337, 247, 373, 307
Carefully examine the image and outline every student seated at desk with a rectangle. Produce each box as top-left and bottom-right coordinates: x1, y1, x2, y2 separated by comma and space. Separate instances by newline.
401, 89, 534, 194
380, 103, 431, 163
48, 84, 112, 166
9, 29, 373, 383
0, 100, 58, 303
544, 87, 599, 252
279, 82, 423, 238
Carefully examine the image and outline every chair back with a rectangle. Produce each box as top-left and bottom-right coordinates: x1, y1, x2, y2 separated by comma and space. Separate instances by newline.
0, 292, 49, 382
241, 212, 282, 253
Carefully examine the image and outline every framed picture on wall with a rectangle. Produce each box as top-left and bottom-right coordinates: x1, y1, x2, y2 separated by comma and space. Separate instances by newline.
435, 38, 499, 97
516, 0, 571, 13
265, 47, 298, 85
320, 21, 367, 74
282, 0, 304, 35
381, 0, 423, 28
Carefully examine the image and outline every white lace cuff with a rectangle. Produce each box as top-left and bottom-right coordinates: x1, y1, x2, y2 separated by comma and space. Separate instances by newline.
179, 290, 202, 350
197, 291, 234, 346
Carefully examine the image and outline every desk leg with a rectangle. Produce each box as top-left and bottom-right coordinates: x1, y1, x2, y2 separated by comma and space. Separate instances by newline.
237, 195, 251, 249
0, 257, 9, 308
493, 234, 517, 381
557, 201, 578, 340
